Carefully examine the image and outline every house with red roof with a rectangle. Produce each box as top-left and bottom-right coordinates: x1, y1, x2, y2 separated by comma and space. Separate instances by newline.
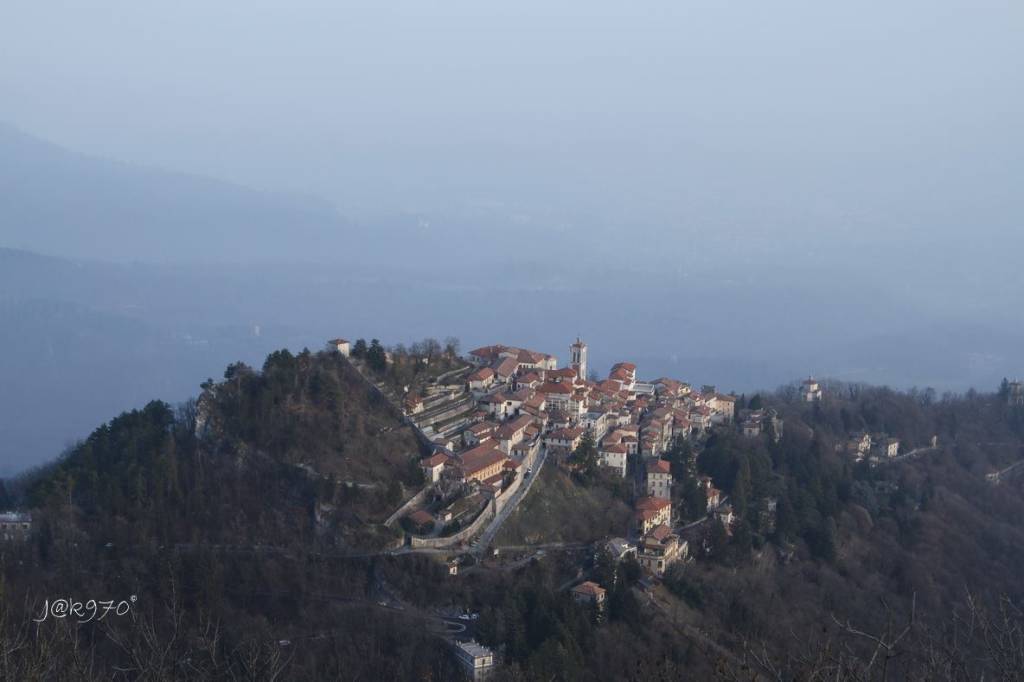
457, 445, 509, 484
420, 452, 451, 483
467, 366, 495, 392
571, 581, 607, 609
598, 442, 628, 477
645, 459, 672, 499
327, 338, 350, 356
634, 497, 672, 534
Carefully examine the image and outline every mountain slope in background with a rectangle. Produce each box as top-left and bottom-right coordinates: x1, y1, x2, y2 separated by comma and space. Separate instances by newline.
0, 123, 352, 263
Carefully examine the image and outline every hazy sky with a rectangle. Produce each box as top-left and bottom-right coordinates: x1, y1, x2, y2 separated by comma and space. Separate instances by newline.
2, 0, 1021, 225
2, 2, 1024, 471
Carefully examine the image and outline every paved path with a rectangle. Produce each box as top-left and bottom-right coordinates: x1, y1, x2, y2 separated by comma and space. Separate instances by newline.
433, 364, 473, 385
882, 445, 939, 464
987, 459, 1024, 484
674, 496, 729, 535
470, 446, 550, 555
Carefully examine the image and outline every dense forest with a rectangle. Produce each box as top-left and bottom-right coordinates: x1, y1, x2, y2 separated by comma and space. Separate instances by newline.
3, 352, 1024, 680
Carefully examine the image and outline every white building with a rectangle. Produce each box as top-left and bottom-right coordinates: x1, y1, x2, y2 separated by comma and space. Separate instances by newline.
598, 442, 628, 477
570, 337, 588, 382
581, 410, 610, 442
467, 367, 496, 392
454, 640, 495, 680
645, 459, 672, 499
420, 453, 449, 483
328, 338, 351, 356
802, 377, 823, 402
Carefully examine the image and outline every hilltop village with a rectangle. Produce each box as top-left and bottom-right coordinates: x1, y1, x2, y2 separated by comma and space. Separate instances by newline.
4, 334, 1023, 681
316, 339, 929, 677
324, 339, 896, 581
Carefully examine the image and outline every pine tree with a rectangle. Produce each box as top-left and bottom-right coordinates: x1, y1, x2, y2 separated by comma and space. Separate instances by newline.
733, 457, 752, 519
571, 432, 599, 478
366, 339, 387, 373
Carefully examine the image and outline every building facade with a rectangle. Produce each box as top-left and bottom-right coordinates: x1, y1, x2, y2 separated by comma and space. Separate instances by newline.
570, 337, 588, 382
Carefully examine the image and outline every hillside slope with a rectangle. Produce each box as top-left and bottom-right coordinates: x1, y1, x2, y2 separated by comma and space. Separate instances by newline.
24, 349, 425, 551
6, 371, 1024, 680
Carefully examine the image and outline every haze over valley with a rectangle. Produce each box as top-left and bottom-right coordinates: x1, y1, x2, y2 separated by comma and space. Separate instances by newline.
2, 1, 1022, 475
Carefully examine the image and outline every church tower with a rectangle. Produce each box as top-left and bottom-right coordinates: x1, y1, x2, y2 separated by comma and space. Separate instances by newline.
570, 337, 588, 382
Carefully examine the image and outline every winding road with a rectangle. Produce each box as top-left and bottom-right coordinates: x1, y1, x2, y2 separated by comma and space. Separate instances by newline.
470, 445, 550, 555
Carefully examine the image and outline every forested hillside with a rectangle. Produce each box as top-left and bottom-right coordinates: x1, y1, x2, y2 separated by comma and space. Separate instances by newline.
3, 362, 1024, 680
22, 349, 425, 554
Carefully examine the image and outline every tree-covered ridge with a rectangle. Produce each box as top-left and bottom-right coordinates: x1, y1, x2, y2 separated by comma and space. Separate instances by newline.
202, 348, 424, 482
5, 370, 1024, 680
22, 348, 425, 552
473, 380, 1024, 679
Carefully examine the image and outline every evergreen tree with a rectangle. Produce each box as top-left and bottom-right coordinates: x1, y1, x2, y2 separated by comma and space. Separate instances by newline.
571, 432, 599, 478
667, 436, 693, 479
730, 520, 753, 563
705, 517, 729, 560
366, 339, 387, 372
733, 457, 752, 519
592, 547, 617, 589
678, 472, 707, 521
999, 377, 1011, 400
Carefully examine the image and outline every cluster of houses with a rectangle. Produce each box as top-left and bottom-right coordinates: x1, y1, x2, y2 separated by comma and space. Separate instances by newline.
739, 407, 784, 442
392, 338, 752, 561
842, 432, 900, 463
333, 335, 806, 589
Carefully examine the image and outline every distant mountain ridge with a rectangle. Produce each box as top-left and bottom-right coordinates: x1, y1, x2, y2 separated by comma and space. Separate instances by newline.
0, 123, 353, 263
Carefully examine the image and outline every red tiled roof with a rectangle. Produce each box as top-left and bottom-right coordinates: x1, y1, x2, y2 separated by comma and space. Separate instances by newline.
572, 581, 606, 597
481, 472, 506, 489
423, 453, 449, 468
548, 427, 584, 440
469, 345, 504, 360
635, 496, 671, 513
524, 394, 546, 409
648, 523, 673, 541
537, 381, 572, 395
459, 446, 507, 476
646, 459, 671, 475
498, 415, 533, 434
494, 357, 519, 377
469, 422, 496, 435
468, 367, 495, 381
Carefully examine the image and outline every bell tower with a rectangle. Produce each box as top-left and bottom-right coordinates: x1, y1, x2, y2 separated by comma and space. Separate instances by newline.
570, 337, 588, 382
